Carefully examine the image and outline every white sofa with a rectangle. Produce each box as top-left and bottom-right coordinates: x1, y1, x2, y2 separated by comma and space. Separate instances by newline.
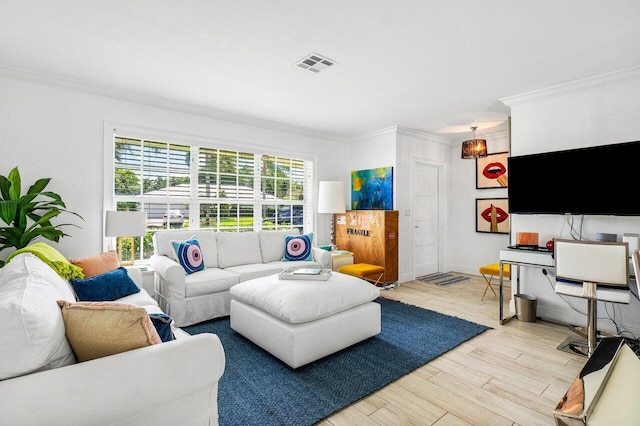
0, 253, 226, 426
151, 229, 331, 327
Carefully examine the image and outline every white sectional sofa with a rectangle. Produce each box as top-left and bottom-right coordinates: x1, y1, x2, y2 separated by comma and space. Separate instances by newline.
0, 253, 226, 426
151, 229, 330, 327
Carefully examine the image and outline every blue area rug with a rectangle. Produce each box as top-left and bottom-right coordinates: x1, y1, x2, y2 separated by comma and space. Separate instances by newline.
183, 297, 490, 426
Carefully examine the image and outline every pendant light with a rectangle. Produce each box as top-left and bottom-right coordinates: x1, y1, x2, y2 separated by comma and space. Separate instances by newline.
461, 126, 488, 159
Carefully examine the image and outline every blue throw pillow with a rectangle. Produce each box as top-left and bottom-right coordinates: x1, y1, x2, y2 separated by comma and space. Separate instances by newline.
149, 313, 176, 342
283, 232, 314, 261
70, 267, 140, 302
171, 237, 205, 274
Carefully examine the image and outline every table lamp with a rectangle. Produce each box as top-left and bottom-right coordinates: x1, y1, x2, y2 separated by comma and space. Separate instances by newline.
105, 210, 147, 265
317, 181, 346, 246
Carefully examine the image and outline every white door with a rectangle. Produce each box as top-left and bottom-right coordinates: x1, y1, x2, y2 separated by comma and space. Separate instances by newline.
414, 162, 439, 278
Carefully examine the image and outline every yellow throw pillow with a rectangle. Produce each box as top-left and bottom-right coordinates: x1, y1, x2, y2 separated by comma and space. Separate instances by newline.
57, 301, 162, 362
69, 251, 120, 278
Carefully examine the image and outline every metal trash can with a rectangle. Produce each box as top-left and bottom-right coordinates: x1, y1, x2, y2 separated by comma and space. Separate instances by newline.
515, 294, 537, 323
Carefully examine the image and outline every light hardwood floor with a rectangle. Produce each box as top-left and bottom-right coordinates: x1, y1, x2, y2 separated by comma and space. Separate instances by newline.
319, 274, 587, 426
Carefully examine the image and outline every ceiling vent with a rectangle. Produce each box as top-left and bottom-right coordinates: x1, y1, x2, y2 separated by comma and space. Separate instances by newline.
294, 52, 337, 73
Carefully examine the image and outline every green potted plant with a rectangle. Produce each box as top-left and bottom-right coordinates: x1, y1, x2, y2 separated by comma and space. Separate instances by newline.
0, 166, 83, 266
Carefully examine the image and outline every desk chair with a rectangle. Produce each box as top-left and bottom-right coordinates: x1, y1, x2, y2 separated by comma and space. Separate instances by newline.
479, 263, 510, 301
554, 239, 630, 357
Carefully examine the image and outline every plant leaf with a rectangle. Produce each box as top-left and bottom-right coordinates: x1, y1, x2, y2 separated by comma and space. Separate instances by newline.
7, 167, 21, 200
0, 175, 10, 200
0, 200, 17, 225
27, 178, 51, 195
40, 191, 66, 207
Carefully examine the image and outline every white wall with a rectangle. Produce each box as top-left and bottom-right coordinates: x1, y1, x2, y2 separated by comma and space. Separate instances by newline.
446, 130, 511, 274
350, 126, 512, 284
396, 128, 448, 283
0, 76, 349, 260
503, 67, 640, 335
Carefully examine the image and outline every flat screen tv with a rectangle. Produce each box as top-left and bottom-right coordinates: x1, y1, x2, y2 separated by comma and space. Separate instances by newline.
508, 140, 640, 215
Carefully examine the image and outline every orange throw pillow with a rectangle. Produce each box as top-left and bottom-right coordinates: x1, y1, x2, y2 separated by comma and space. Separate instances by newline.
70, 251, 120, 278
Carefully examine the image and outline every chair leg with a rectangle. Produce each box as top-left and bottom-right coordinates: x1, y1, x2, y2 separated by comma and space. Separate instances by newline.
587, 298, 597, 357
559, 298, 600, 358
481, 274, 497, 300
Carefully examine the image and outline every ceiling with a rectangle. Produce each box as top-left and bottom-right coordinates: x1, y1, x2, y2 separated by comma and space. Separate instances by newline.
2, 1, 640, 141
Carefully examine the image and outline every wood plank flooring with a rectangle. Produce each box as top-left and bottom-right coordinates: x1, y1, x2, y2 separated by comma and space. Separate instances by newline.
318, 274, 587, 426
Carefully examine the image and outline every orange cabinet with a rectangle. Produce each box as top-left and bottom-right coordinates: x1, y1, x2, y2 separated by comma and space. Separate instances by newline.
334, 210, 398, 283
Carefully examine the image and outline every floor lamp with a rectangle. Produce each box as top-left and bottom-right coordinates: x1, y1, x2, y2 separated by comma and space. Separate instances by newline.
317, 181, 346, 247
105, 210, 148, 266
554, 239, 630, 357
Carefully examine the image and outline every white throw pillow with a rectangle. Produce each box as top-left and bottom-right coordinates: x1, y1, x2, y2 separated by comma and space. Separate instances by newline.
0, 254, 77, 380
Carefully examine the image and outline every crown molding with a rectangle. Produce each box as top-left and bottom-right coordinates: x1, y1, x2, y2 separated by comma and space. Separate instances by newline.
351, 126, 399, 141
500, 65, 640, 107
351, 125, 454, 145
0, 64, 351, 143
396, 126, 452, 145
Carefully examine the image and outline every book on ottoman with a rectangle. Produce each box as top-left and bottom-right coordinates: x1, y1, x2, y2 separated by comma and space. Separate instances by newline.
279, 268, 331, 281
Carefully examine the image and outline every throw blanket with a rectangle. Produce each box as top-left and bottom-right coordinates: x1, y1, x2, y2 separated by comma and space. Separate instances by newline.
5, 242, 84, 280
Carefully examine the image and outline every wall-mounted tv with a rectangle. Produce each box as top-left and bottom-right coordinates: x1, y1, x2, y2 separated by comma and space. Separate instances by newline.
508, 140, 640, 216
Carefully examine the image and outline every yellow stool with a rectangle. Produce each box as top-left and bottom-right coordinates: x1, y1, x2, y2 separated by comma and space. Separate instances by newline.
338, 263, 385, 286
479, 263, 510, 301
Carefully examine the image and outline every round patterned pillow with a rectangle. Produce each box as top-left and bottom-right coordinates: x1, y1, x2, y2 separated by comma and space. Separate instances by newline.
283, 233, 313, 261
170, 237, 205, 274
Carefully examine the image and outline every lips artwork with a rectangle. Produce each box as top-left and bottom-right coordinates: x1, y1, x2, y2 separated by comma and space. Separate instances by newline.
481, 204, 508, 232
482, 162, 508, 187
476, 152, 509, 189
476, 198, 509, 234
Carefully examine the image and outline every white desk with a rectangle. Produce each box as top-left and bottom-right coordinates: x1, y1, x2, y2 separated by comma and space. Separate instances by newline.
499, 248, 554, 324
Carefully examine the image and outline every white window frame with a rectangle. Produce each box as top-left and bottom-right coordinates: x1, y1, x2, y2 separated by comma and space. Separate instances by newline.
103, 122, 314, 259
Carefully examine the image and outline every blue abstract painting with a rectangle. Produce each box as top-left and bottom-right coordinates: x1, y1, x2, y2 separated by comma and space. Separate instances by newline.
351, 166, 393, 210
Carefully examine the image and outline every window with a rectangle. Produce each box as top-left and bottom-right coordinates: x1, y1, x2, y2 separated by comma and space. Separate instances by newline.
111, 134, 312, 261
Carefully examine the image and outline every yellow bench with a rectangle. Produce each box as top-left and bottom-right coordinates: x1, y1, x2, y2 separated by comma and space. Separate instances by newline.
479, 263, 510, 300
338, 263, 385, 286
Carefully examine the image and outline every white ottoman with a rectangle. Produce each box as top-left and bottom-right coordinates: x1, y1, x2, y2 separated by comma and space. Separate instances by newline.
229, 272, 381, 368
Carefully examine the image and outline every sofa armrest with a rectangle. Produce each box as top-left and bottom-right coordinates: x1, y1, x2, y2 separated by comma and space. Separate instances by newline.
0, 333, 225, 426
312, 247, 332, 269
123, 265, 143, 287
150, 254, 187, 293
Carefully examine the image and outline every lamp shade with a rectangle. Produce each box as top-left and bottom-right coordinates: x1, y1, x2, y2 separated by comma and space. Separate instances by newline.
317, 181, 346, 214
105, 211, 147, 237
461, 138, 488, 159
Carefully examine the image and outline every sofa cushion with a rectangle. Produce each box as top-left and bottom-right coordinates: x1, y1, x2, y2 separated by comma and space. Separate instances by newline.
224, 263, 285, 282
184, 268, 239, 298
154, 229, 218, 268
171, 237, 206, 274
58, 301, 162, 362
69, 267, 140, 301
216, 231, 262, 268
283, 232, 314, 261
259, 229, 300, 263
69, 250, 120, 278
0, 254, 77, 380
